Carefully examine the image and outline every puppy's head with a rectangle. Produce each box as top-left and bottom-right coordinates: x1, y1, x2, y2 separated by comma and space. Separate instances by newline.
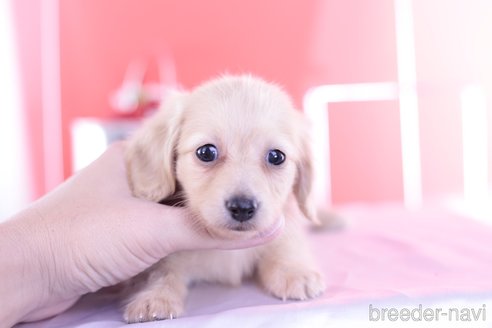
126, 75, 316, 238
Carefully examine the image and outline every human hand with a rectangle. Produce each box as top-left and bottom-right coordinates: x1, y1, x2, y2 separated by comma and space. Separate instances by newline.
0, 143, 283, 326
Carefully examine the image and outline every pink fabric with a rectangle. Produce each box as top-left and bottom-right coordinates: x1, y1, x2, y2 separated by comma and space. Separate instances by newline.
314, 205, 492, 302
17, 205, 492, 327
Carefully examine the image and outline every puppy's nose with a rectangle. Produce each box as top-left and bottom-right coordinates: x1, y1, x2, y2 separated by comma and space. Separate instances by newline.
225, 197, 258, 222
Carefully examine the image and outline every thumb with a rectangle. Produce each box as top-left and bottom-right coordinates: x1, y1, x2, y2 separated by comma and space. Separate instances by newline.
123, 200, 284, 260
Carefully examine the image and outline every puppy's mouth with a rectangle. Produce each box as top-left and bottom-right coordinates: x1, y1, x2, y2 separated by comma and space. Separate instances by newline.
225, 221, 256, 232
209, 214, 284, 239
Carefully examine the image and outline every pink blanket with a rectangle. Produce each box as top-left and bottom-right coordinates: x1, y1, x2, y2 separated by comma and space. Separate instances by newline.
17, 205, 492, 327
315, 205, 492, 301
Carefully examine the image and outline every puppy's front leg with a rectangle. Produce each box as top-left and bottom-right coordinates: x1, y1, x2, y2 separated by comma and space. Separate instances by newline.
257, 209, 326, 301
123, 264, 187, 323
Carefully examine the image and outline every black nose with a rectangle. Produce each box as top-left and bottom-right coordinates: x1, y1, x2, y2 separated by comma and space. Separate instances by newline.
225, 197, 258, 222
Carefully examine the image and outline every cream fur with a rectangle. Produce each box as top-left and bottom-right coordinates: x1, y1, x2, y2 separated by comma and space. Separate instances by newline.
123, 75, 325, 323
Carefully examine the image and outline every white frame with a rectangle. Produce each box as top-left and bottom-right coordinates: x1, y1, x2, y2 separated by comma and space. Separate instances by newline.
303, 0, 423, 209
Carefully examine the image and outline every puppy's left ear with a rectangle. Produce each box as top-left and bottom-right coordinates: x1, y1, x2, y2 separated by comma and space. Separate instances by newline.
293, 115, 321, 225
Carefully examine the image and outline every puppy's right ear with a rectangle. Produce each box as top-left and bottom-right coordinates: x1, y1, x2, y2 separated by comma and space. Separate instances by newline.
125, 92, 186, 201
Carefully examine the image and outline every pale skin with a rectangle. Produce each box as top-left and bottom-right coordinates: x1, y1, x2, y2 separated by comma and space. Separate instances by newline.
0, 143, 283, 327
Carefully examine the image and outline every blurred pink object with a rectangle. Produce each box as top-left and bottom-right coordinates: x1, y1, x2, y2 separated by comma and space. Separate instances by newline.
110, 54, 178, 116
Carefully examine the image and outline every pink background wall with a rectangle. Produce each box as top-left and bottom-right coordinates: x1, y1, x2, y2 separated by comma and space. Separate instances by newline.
12, 0, 492, 206
12, 0, 44, 198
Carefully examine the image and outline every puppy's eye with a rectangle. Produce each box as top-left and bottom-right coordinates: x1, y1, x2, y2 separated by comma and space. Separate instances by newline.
267, 149, 286, 166
196, 144, 218, 162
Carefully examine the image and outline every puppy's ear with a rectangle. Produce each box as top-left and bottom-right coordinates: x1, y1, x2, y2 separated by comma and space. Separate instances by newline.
125, 92, 186, 201
293, 116, 321, 225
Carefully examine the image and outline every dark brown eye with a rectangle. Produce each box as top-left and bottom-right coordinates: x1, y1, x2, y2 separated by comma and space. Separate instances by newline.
267, 149, 285, 165
196, 144, 218, 162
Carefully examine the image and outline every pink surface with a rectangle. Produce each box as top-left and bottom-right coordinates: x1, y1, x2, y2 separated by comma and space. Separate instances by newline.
314, 205, 492, 301
17, 205, 492, 327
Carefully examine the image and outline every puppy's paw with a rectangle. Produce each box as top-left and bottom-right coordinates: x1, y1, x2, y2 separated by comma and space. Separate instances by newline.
261, 266, 326, 301
123, 291, 184, 323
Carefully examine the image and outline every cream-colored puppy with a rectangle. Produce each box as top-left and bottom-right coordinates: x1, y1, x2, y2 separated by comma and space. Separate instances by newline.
123, 75, 325, 323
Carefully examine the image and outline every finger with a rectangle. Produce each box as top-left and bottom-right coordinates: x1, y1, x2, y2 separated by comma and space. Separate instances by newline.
118, 200, 283, 259
163, 214, 284, 253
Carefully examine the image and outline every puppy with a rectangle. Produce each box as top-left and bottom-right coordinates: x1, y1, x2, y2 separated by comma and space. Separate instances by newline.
123, 75, 326, 322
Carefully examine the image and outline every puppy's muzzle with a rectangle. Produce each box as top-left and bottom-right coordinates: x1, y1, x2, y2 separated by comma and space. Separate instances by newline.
225, 197, 258, 222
